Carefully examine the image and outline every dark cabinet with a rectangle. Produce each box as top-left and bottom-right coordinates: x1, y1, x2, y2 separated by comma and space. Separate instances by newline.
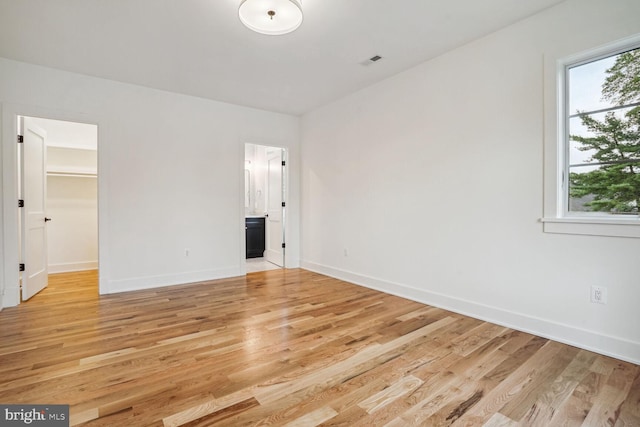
246, 217, 265, 259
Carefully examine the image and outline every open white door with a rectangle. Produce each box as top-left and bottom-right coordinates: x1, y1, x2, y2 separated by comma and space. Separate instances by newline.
265, 148, 284, 267
20, 117, 49, 300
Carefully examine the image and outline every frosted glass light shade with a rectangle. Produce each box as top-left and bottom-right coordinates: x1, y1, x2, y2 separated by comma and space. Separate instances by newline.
239, 0, 303, 35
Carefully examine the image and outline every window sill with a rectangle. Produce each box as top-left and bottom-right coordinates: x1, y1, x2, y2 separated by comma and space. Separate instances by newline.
540, 217, 640, 238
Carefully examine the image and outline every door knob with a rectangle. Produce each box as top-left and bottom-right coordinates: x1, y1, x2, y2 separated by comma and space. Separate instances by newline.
44, 217, 52, 222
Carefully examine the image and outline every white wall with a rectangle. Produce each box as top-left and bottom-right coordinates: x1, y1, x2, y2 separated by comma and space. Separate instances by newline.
300, 0, 640, 364
1, 57, 300, 308
47, 175, 98, 273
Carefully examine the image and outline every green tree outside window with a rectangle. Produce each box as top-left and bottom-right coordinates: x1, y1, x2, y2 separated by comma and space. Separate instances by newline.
569, 49, 640, 214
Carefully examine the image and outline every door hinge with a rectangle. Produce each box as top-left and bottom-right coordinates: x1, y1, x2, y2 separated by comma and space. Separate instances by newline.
281, 243, 286, 249
19, 263, 25, 272
18, 199, 24, 208
282, 160, 286, 167
282, 202, 286, 208
17, 135, 24, 143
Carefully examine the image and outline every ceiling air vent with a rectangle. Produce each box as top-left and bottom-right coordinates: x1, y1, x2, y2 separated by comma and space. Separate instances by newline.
360, 55, 383, 66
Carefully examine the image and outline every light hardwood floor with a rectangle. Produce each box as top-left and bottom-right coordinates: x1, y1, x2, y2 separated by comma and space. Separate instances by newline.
0, 269, 638, 426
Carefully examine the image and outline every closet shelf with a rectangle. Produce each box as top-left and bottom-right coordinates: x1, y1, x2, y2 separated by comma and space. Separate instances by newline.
47, 144, 97, 151
47, 168, 97, 178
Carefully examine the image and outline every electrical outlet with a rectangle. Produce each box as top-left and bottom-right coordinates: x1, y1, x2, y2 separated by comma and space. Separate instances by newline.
590, 285, 607, 304
185, 248, 190, 257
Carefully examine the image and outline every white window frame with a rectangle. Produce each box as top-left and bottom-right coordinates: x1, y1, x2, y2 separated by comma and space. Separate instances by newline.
542, 34, 640, 238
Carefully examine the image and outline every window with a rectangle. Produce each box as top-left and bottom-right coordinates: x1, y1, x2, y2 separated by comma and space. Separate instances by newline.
543, 35, 640, 238
566, 47, 640, 216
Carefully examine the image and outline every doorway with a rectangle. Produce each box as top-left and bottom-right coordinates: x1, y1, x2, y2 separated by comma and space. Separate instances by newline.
18, 116, 98, 301
244, 143, 286, 273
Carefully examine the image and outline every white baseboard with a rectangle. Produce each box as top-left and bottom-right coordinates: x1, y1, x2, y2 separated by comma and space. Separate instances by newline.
300, 260, 640, 365
48, 261, 98, 274
105, 266, 243, 294
2, 266, 244, 307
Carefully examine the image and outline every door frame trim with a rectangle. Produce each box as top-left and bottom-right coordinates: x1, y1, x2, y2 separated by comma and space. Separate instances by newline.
241, 143, 288, 272
1, 103, 106, 306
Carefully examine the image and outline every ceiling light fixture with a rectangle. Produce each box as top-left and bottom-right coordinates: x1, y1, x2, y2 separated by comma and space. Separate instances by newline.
239, 0, 303, 36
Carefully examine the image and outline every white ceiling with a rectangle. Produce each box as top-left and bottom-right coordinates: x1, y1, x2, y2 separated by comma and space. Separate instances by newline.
0, 0, 566, 116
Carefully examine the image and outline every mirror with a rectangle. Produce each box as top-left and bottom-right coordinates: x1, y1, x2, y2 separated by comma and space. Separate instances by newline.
244, 169, 250, 209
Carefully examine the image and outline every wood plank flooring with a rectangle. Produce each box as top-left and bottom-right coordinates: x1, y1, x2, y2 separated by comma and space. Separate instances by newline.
0, 269, 638, 426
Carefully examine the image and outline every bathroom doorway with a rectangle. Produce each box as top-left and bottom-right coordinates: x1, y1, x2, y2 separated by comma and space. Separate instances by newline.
244, 143, 286, 272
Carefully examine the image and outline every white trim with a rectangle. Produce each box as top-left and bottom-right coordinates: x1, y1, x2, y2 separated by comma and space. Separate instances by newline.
561, 34, 640, 68
300, 260, 640, 365
542, 221, 640, 238
48, 261, 98, 274
540, 217, 640, 238
0, 102, 4, 311
541, 216, 640, 225
105, 267, 242, 294
543, 33, 640, 238
2, 106, 21, 308
239, 142, 248, 277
